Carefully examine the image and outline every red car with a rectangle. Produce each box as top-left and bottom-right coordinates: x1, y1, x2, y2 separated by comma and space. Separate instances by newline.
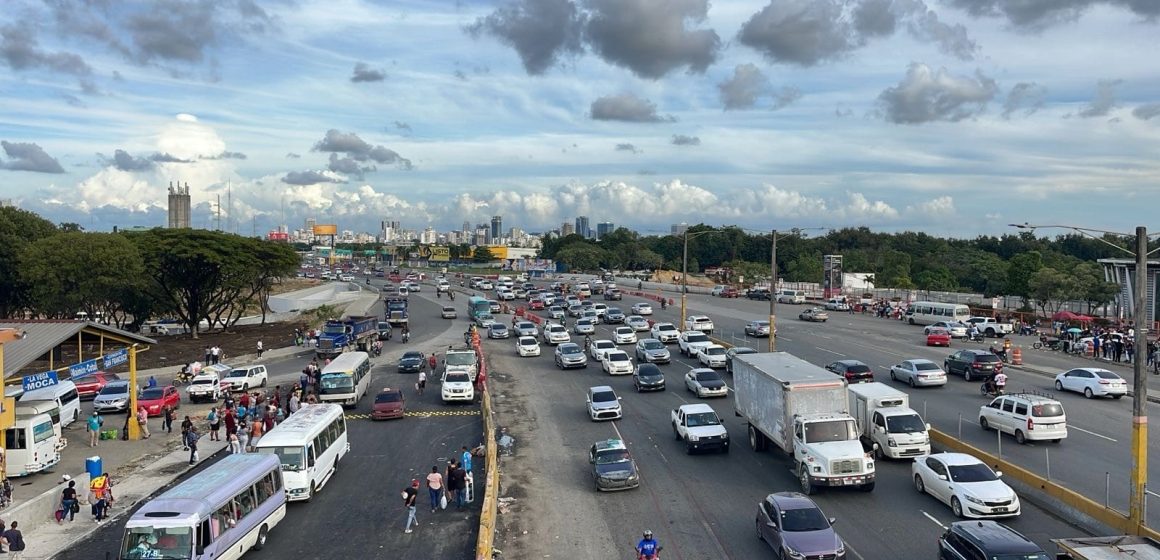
372, 388, 406, 420
721, 287, 740, 298
138, 385, 181, 416
75, 371, 120, 400
529, 299, 545, 310
925, 328, 952, 347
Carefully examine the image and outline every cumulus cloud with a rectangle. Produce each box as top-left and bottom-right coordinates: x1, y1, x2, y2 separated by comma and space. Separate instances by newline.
350, 62, 386, 83
719, 63, 770, 110
772, 86, 803, 110
327, 153, 376, 179
1077, 79, 1122, 118
0, 24, 93, 76
1002, 82, 1048, 118
614, 143, 640, 153
312, 129, 412, 170
583, 0, 720, 79
590, 93, 674, 122
466, 0, 585, 75
1, 141, 66, 173
107, 149, 154, 172
877, 63, 998, 124
282, 170, 343, 186
1133, 102, 1160, 120
905, 195, 956, 215
393, 121, 413, 133
946, 0, 1160, 30
671, 134, 701, 146
899, 0, 979, 60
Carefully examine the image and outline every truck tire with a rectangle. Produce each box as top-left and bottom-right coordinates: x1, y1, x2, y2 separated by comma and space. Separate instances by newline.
798, 466, 816, 495
673, 423, 682, 441
748, 425, 767, 452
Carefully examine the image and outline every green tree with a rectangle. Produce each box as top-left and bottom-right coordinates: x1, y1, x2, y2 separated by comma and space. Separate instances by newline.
1006, 251, 1044, 307
18, 232, 146, 324
785, 252, 822, 283
1028, 267, 1080, 316
1074, 262, 1121, 314
915, 267, 958, 293
472, 246, 496, 263
0, 207, 58, 316
555, 244, 606, 271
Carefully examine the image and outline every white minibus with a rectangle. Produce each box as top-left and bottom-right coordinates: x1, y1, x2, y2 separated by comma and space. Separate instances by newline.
4, 412, 61, 477
19, 379, 81, 427
255, 403, 349, 502
906, 301, 971, 326
15, 400, 67, 452
318, 352, 371, 407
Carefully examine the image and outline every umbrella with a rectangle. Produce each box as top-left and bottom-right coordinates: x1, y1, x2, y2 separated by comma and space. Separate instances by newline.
1066, 327, 1083, 333
1053, 310, 1077, 321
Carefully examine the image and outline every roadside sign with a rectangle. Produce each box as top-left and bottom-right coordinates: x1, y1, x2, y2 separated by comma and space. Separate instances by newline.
103, 349, 128, 369
69, 359, 100, 378
22, 371, 59, 392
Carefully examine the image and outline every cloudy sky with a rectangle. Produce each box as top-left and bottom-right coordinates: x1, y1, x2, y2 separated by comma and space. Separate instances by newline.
1, 0, 1158, 237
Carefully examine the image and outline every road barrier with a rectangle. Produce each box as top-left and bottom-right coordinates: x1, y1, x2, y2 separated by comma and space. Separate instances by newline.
475, 347, 501, 560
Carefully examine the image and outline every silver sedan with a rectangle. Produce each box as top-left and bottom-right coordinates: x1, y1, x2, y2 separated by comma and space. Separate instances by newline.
890, 359, 948, 387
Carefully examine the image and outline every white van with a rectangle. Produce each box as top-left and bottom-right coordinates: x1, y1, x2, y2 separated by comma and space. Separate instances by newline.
15, 400, 68, 452
19, 380, 81, 428
4, 412, 61, 477
777, 290, 806, 304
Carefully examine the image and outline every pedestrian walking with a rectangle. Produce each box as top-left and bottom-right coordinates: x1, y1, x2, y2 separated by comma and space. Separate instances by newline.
211, 345, 221, 365
90, 472, 113, 522
186, 425, 200, 465
207, 407, 220, 441
136, 406, 150, 439
288, 391, 301, 414
402, 480, 419, 533
162, 405, 176, 434
447, 463, 467, 510
87, 411, 103, 448
238, 421, 250, 452
1, 520, 26, 559
58, 479, 79, 523
249, 418, 264, 452
461, 446, 474, 474
416, 370, 426, 396
228, 432, 241, 454
223, 407, 237, 439
256, 339, 264, 359
203, 346, 212, 364
425, 466, 444, 512
427, 354, 437, 372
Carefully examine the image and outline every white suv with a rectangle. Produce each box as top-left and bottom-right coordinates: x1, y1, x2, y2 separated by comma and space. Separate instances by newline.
222, 365, 268, 392
979, 393, 1067, 445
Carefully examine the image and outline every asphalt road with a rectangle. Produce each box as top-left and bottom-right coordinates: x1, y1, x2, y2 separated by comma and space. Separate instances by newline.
57, 288, 482, 560
486, 284, 1090, 560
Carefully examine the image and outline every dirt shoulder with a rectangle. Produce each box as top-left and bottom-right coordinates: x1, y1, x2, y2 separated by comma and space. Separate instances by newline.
137, 321, 304, 370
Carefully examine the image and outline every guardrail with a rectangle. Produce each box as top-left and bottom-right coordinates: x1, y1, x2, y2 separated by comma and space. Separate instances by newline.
474, 342, 500, 559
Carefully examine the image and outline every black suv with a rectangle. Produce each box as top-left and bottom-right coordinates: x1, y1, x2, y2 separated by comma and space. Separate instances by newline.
826, 359, 874, 383
938, 520, 1048, 560
746, 288, 771, 300
944, 349, 1003, 381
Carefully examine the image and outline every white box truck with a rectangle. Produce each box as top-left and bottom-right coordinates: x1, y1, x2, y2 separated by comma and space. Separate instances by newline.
733, 352, 876, 494
847, 382, 930, 460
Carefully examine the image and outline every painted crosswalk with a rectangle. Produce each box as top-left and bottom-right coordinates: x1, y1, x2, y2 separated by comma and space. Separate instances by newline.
345, 409, 481, 420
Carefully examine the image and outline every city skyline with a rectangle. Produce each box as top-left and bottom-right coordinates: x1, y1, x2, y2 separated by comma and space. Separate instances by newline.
1, 1, 1158, 236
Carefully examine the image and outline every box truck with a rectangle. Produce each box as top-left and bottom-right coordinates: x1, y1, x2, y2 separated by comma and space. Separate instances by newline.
847, 382, 930, 460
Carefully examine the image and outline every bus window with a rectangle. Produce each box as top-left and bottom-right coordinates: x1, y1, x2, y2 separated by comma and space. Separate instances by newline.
308, 445, 316, 468
5, 429, 26, 450
197, 519, 212, 554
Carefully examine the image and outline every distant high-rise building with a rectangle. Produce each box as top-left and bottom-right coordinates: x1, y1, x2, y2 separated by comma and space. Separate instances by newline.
306, 217, 316, 234
491, 215, 503, 242
462, 220, 471, 236
596, 221, 614, 239
575, 216, 590, 239
671, 222, 689, 236
167, 182, 191, 228
561, 222, 575, 236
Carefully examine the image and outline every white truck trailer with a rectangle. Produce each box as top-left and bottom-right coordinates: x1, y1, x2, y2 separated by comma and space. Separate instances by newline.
847, 382, 930, 460
733, 352, 876, 494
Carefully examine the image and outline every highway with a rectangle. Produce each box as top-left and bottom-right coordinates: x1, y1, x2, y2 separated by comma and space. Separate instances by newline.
57, 288, 482, 559
485, 284, 1095, 559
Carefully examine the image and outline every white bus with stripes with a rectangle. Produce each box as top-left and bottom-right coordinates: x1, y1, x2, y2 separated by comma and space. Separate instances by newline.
905, 301, 971, 326
254, 403, 349, 502
318, 351, 372, 407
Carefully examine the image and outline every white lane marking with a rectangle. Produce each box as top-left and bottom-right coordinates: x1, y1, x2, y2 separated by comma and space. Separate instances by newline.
816, 346, 843, 355
846, 542, 866, 560
776, 336, 792, 342
1070, 425, 1118, 442
611, 419, 625, 441
922, 510, 947, 530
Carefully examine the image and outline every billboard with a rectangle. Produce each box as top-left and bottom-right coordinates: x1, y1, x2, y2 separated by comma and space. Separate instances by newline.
429, 246, 450, 262
267, 231, 289, 242
312, 224, 338, 236
823, 254, 843, 299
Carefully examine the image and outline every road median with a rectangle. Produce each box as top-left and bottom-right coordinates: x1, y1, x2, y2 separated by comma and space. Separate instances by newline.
474, 338, 501, 560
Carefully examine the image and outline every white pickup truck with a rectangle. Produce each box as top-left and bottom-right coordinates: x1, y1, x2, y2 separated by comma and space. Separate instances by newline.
966, 317, 1014, 337
684, 315, 715, 334
671, 403, 729, 454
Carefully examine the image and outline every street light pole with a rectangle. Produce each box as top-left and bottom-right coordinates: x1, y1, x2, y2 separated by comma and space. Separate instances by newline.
769, 229, 778, 352
1130, 225, 1148, 531
681, 232, 689, 328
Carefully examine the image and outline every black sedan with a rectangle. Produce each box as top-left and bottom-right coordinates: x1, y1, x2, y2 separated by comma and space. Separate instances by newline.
397, 350, 426, 373
825, 360, 874, 383
632, 363, 666, 392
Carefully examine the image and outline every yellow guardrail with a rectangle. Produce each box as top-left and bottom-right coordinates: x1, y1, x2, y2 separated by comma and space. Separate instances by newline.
475, 353, 500, 560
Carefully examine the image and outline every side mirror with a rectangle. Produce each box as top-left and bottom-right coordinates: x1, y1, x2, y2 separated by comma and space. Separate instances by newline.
766, 522, 778, 530
925, 423, 931, 430
871, 442, 880, 451
994, 471, 1003, 478
937, 474, 948, 481
828, 517, 837, 525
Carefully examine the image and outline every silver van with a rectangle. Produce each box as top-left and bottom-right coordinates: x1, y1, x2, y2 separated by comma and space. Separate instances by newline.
777, 289, 806, 304
18, 380, 81, 428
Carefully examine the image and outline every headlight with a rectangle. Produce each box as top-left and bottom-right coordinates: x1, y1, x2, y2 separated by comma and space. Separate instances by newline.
687, 434, 698, 442
965, 494, 985, 505
784, 547, 806, 560
628, 474, 639, 482
836, 542, 846, 556
887, 438, 897, 447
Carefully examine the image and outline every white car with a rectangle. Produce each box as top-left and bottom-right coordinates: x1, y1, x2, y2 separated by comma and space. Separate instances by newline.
573, 318, 597, 335
407, 282, 421, 292
889, 359, 948, 387
548, 306, 566, 319
626, 315, 650, 332
542, 324, 571, 345
650, 322, 679, 343
696, 344, 728, 368
1054, 367, 1127, 399
496, 289, 515, 301
338, 274, 354, 282
925, 321, 968, 339
912, 452, 1020, 519
592, 303, 609, 318
684, 315, 714, 334
684, 368, 728, 398
514, 321, 539, 338
677, 331, 713, 357
601, 351, 634, 375
586, 385, 622, 421
632, 303, 654, 315
516, 336, 541, 357
588, 339, 617, 361
613, 327, 637, 345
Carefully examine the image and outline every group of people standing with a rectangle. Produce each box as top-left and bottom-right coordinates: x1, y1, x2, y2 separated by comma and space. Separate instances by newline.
214, 385, 297, 455
402, 446, 479, 534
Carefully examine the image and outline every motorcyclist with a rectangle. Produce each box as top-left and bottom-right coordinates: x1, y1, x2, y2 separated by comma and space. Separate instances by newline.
985, 371, 1008, 395
584, 334, 593, 350
660, 298, 667, 310
636, 530, 661, 560
968, 324, 981, 341
990, 345, 1008, 363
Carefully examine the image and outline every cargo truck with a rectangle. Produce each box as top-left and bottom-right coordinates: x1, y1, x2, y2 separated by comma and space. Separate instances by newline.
1055, 536, 1160, 559
733, 352, 875, 494
316, 316, 378, 359
847, 382, 930, 460
385, 297, 409, 327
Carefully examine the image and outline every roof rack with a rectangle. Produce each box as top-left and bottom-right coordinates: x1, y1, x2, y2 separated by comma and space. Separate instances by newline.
1006, 388, 1056, 400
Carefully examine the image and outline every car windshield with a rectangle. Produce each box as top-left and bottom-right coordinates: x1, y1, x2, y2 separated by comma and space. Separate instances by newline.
519, 338, 537, 346
686, 333, 709, 343
378, 322, 390, 329
1032, 403, 1065, 418
446, 353, 476, 366
608, 352, 629, 361
401, 352, 422, 360
695, 371, 721, 381
804, 419, 858, 443
490, 325, 506, 331
518, 323, 533, 329
637, 366, 661, 378
592, 391, 617, 403
140, 388, 164, 399
99, 384, 128, 396
947, 463, 998, 483
375, 392, 402, 403
320, 373, 353, 392
120, 526, 194, 559
595, 449, 630, 465
561, 346, 582, 356
228, 369, 250, 378
191, 378, 214, 386
442, 307, 455, 312
258, 446, 305, 472
705, 347, 725, 356
643, 341, 664, 350
685, 412, 720, 427
445, 372, 470, 383
915, 362, 941, 371
657, 324, 675, 332
617, 328, 632, 334
780, 507, 831, 532
549, 326, 565, 333
886, 414, 927, 434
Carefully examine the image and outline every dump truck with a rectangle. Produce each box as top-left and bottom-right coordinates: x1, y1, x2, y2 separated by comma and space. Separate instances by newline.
733, 351, 875, 494
848, 382, 930, 460
385, 297, 409, 327
1055, 535, 1160, 559
316, 316, 378, 359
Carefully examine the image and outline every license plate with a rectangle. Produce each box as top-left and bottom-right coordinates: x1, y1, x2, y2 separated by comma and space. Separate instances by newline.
993, 507, 1007, 513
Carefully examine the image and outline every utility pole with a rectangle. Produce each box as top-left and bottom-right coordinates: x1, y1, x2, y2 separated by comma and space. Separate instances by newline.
769, 229, 778, 352
1129, 225, 1148, 532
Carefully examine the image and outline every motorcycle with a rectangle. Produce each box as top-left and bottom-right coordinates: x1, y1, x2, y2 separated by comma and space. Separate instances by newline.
980, 381, 1005, 397
635, 546, 663, 560
175, 365, 194, 385
1032, 335, 1062, 351
967, 331, 985, 343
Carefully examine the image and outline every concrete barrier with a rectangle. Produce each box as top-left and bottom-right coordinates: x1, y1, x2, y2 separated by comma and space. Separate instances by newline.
475, 348, 500, 560
7, 471, 91, 539
267, 282, 361, 313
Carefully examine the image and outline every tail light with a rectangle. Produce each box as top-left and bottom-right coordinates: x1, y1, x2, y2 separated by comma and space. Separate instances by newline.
1027, 417, 1034, 431
1098, 380, 1110, 385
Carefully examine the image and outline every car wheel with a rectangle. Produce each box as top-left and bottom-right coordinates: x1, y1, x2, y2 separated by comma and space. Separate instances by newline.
673, 424, 681, 441
260, 378, 267, 388
1055, 380, 1064, 391
914, 474, 926, 494
980, 417, 990, 431
951, 497, 964, 518
909, 377, 917, 388
1015, 430, 1027, 445
963, 370, 973, 382
1113, 395, 1123, 399
1084, 387, 1094, 399
685, 441, 694, 455
799, 466, 816, 495
889, 370, 896, 381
